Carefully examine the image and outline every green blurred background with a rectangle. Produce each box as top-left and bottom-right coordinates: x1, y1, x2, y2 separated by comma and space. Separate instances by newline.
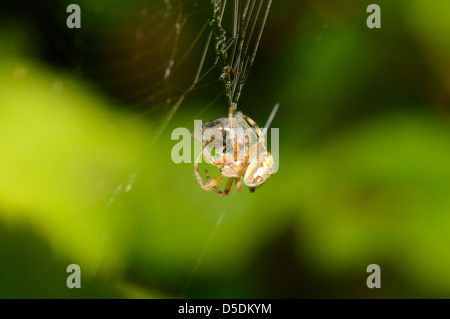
0, 0, 449, 298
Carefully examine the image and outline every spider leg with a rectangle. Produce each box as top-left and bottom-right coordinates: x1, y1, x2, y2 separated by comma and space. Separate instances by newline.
244, 134, 249, 163
204, 168, 222, 193
205, 174, 226, 191
243, 114, 266, 157
194, 152, 209, 190
247, 143, 262, 159
194, 138, 218, 190
204, 168, 212, 182
219, 177, 235, 197
236, 178, 242, 191
205, 169, 236, 197
202, 145, 222, 166
228, 105, 238, 162
242, 114, 265, 145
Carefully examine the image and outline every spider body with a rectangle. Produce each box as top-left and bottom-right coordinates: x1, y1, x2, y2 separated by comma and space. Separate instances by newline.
193, 109, 274, 196
218, 153, 248, 178
243, 151, 273, 189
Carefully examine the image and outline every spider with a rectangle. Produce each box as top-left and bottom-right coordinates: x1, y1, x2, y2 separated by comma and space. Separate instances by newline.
192, 107, 274, 196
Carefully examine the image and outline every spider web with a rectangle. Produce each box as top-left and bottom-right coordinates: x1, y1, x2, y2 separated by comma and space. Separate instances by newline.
82, 0, 274, 204
79, 0, 273, 297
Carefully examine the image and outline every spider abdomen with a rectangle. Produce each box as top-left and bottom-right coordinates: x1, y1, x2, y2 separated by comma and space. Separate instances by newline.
243, 152, 274, 188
